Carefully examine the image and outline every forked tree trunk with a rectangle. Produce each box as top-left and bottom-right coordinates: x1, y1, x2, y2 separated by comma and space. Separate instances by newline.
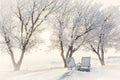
66, 46, 73, 58
60, 42, 75, 68
91, 44, 105, 66
10, 49, 25, 71
99, 57, 105, 65
96, 52, 105, 66
10, 54, 20, 71
63, 46, 74, 68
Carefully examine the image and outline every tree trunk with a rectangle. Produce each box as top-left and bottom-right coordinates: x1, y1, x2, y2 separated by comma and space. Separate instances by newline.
101, 48, 105, 65
66, 47, 70, 59
17, 48, 25, 71
100, 60, 105, 65
13, 63, 21, 71
12, 49, 25, 71
8, 49, 20, 71
12, 54, 24, 71
10, 54, 21, 71
97, 53, 105, 66
60, 41, 67, 68
10, 54, 20, 71
66, 46, 73, 58
61, 53, 67, 67
96, 53, 102, 65
69, 46, 73, 58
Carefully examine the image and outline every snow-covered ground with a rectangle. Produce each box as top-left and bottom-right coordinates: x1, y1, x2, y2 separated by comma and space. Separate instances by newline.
0, 49, 120, 80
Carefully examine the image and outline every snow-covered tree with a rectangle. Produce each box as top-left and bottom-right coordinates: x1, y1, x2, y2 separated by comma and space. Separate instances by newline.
0, 0, 58, 71
52, 0, 103, 67
85, 6, 120, 65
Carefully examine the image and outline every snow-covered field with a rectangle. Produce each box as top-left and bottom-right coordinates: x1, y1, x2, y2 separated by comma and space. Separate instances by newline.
0, 0, 120, 79
0, 50, 120, 80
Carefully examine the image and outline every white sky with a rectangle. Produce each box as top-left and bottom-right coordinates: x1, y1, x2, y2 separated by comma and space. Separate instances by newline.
97, 0, 120, 7
0, 0, 120, 6
0, 0, 120, 9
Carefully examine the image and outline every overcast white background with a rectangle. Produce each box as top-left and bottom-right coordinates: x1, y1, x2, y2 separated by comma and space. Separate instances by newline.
0, 0, 120, 7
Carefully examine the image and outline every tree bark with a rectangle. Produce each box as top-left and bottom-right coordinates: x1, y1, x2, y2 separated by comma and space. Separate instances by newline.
101, 48, 105, 65
60, 41, 67, 67
12, 48, 25, 71
61, 52, 67, 67
66, 47, 70, 59
69, 46, 73, 58
97, 52, 105, 66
